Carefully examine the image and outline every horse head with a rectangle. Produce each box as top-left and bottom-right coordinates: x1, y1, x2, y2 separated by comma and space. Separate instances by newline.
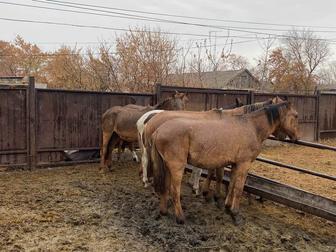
270, 96, 289, 140
277, 102, 300, 141
158, 91, 188, 110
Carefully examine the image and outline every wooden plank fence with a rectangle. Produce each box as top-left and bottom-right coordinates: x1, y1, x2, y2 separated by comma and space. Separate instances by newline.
0, 78, 335, 169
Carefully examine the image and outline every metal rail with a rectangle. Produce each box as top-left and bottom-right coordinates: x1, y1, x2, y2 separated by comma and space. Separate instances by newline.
185, 166, 336, 222
268, 136, 336, 151
256, 157, 336, 181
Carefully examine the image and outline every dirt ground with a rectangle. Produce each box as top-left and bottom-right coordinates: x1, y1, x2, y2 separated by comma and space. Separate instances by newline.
1, 145, 335, 251
252, 139, 336, 200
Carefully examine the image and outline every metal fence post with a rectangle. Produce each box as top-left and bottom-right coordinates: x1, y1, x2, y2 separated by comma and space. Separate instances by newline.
28, 76, 37, 169
315, 90, 321, 142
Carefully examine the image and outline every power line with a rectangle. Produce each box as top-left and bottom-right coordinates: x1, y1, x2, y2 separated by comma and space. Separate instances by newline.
40, 0, 336, 30
0, 16, 279, 41
2, 0, 336, 40
0, 37, 269, 58
31, 0, 336, 35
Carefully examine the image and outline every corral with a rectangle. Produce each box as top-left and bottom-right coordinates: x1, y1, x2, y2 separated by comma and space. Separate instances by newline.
0, 77, 336, 251
0, 142, 335, 251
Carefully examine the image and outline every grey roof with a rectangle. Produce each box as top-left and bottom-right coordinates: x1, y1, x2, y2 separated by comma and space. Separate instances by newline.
168, 69, 258, 88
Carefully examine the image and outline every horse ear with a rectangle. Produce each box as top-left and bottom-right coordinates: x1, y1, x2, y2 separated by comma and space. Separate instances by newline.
172, 90, 179, 97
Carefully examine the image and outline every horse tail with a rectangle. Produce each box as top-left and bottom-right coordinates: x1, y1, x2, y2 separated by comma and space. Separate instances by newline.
151, 135, 166, 194
146, 139, 153, 178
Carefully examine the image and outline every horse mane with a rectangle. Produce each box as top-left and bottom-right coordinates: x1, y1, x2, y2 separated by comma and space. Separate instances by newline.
243, 99, 272, 113
264, 102, 289, 125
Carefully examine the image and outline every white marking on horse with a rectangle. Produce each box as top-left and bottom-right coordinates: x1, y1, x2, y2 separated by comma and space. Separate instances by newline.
136, 110, 164, 186
186, 164, 203, 195
132, 151, 139, 162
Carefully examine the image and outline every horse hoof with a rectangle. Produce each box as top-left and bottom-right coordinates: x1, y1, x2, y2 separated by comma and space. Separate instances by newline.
204, 191, 214, 203
232, 214, 245, 226
216, 199, 225, 210
176, 217, 185, 225
159, 210, 168, 216
224, 205, 231, 214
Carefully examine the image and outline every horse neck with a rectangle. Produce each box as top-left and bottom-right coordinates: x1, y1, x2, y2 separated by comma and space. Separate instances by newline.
221, 101, 269, 116
154, 99, 171, 110
248, 110, 280, 142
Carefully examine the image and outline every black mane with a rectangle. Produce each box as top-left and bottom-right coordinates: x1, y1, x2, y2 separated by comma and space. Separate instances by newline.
264, 102, 289, 125
243, 99, 272, 114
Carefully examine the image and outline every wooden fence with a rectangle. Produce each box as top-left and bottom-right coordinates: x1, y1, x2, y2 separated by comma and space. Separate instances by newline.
0, 77, 335, 169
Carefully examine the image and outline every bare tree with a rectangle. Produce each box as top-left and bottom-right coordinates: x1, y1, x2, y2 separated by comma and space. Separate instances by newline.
282, 29, 330, 92
205, 31, 233, 72
116, 27, 177, 92
318, 61, 336, 88
254, 35, 276, 86
86, 43, 121, 91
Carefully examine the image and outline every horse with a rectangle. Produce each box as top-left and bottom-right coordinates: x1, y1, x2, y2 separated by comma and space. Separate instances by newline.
150, 102, 299, 225
100, 91, 188, 171
139, 97, 284, 194
136, 97, 244, 188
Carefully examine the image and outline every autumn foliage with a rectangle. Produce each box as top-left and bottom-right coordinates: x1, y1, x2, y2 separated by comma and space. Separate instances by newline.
0, 29, 331, 93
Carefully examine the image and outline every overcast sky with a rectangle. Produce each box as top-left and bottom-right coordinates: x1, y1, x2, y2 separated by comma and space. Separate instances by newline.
1, 0, 336, 65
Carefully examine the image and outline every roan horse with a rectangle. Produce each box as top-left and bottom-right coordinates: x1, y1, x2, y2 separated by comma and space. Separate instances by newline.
150, 102, 299, 225
100, 92, 188, 170
139, 97, 284, 194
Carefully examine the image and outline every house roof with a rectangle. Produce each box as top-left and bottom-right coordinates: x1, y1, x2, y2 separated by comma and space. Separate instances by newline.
168, 68, 259, 88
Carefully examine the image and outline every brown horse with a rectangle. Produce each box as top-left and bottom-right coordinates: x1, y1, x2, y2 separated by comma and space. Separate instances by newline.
137, 98, 244, 186
140, 97, 284, 191
100, 92, 188, 170
150, 102, 299, 225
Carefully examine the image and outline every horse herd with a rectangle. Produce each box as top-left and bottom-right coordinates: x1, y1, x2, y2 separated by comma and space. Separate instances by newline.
100, 92, 299, 225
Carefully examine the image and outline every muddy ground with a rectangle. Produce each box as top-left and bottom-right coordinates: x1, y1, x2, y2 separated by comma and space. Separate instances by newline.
1, 146, 335, 251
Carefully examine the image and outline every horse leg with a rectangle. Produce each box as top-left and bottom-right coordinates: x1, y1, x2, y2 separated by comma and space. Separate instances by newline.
169, 162, 186, 224
187, 166, 195, 186
214, 168, 225, 209
130, 142, 139, 163
106, 133, 120, 171
117, 140, 124, 161
138, 133, 144, 177
141, 146, 150, 187
100, 131, 113, 170
191, 167, 202, 196
203, 169, 214, 201
225, 162, 250, 225
224, 164, 236, 210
